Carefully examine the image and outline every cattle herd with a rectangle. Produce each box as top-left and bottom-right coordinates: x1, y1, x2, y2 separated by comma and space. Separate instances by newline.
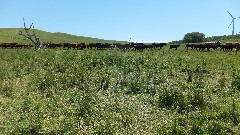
0, 41, 240, 52
0, 42, 32, 48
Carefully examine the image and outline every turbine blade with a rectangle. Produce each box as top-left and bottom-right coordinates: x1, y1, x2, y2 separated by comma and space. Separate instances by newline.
227, 11, 234, 18
228, 20, 234, 28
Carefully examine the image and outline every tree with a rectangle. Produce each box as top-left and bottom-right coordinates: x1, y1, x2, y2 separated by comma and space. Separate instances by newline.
183, 32, 205, 43
18, 18, 44, 50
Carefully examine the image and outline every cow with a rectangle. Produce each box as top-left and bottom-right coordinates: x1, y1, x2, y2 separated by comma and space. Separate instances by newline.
87, 43, 97, 49
152, 43, 166, 49
115, 43, 131, 51
193, 44, 205, 51
236, 44, 240, 53
186, 41, 221, 51
109, 44, 115, 49
0, 43, 4, 48
169, 44, 180, 50
63, 43, 85, 49
0, 42, 17, 48
220, 44, 234, 51
15, 44, 33, 49
95, 43, 102, 49
185, 43, 204, 51
220, 42, 238, 52
99, 43, 111, 49
185, 43, 197, 50
132, 43, 145, 51
86, 43, 109, 50
45, 42, 63, 48
232, 42, 240, 53
204, 41, 221, 51
144, 44, 154, 50
185, 41, 221, 51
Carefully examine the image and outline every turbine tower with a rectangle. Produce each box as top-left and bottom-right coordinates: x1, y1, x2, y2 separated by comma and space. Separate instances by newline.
227, 11, 239, 35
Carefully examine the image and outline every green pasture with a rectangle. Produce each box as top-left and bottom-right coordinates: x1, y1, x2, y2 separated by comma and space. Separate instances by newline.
0, 47, 240, 134
0, 28, 123, 44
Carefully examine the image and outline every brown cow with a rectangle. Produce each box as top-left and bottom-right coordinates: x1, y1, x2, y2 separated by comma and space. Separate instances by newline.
220, 42, 240, 52
0, 42, 17, 48
15, 44, 33, 48
233, 42, 240, 53
44, 42, 62, 48
115, 43, 131, 51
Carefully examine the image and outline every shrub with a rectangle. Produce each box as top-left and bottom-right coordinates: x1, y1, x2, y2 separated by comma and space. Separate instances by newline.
158, 87, 188, 112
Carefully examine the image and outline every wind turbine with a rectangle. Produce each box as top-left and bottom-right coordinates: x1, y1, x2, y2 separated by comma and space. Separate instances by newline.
227, 11, 239, 35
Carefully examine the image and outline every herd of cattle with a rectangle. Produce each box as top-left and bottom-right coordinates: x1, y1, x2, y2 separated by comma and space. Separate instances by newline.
0, 41, 240, 52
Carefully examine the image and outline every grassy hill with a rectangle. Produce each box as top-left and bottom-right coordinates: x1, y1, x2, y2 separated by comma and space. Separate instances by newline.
0, 28, 125, 44
205, 35, 240, 43
1, 28, 240, 46
170, 35, 240, 45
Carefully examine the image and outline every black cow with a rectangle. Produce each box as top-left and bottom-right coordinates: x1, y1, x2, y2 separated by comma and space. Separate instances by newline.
204, 41, 221, 51
152, 43, 166, 49
169, 44, 180, 50
62, 43, 85, 49
186, 41, 221, 51
220, 45, 234, 51
185, 43, 198, 50
99, 43, 111, 49
87, 43, 97, 49
220, 42, 240, 52
132, 43, 145, 51
236, 44, 240, 53
144, 44, 154, 50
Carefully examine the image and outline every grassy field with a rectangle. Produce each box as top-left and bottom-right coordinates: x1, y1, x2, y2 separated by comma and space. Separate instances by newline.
0, 28, 124, 44
0, 46, 240, 134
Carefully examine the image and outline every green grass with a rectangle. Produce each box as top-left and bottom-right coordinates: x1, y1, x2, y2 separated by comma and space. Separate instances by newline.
2, 28, 240, 46
0, 47, 240, 134
0, 28, 125, 44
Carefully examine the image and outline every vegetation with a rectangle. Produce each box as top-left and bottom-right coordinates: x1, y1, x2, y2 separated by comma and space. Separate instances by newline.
183, 32, 205, 43
0, 47, 240, 134
1, 28, 240, 45
170, 34, 240, 45
0, 28, 125, 44
17, 18, 44, 50
205, 35, 240, 43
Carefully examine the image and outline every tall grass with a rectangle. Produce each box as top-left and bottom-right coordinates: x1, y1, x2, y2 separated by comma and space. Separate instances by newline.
0, 48, 240, 134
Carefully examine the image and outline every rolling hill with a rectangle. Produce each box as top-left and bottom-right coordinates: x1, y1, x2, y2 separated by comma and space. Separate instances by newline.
0, 28, 125, 44
1, 28, 240, 45
170, 35, 240, 45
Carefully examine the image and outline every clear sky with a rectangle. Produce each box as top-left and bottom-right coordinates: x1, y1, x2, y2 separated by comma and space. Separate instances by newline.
0, 0, 240, 42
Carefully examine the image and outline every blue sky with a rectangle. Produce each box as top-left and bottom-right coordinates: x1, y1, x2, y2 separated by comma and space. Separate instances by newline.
0, 0, 240, 42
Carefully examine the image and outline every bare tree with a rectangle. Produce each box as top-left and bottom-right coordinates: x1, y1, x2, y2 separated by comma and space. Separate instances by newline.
18, 18, 44, 50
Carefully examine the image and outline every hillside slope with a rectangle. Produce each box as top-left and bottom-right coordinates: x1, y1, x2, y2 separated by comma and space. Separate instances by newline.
170, 35, 240, 45
0, 28, 124, 44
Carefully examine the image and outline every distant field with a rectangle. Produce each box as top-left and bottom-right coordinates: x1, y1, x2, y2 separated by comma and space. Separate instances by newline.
0, 28, 124, 44
0, 47, 240, 134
